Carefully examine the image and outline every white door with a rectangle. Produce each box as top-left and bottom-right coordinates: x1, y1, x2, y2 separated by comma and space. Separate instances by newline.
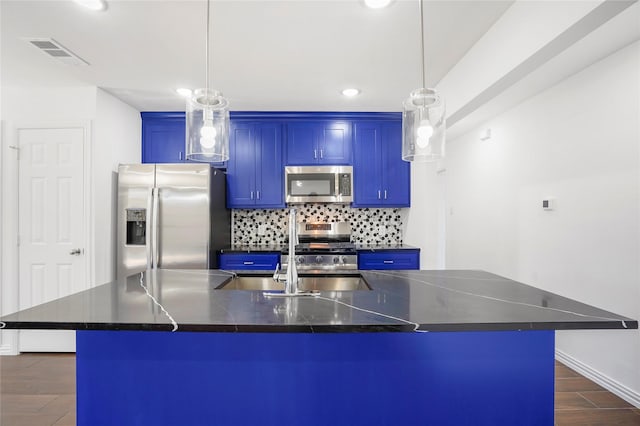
18, 127, 86, 352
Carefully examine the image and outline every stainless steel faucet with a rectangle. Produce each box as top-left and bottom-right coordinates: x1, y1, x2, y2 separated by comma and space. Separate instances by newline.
285, 208, 299, 294
265, 208, 318, 298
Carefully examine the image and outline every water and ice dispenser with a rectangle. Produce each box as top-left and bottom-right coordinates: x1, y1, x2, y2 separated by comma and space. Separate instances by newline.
125, 209, 147, 245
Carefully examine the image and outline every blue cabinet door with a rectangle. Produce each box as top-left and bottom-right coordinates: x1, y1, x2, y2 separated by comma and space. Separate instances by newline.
353, 120, 410, 207
286, 121, 352, 165
255, 123, 285, 208
381, 122, 410, 207
318, 121, 351, 164
219, 253, 280, 270
227, 122, 257, 207
227, 121, 285, 208
142, 112, 186, 163
358, 249, 420, 270
353, 122, 384, 206
287, 122, 316, 165
141, 112, 226, 167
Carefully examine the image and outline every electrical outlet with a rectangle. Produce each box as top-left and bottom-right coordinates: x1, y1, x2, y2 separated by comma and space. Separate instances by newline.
258, 224, 267, 235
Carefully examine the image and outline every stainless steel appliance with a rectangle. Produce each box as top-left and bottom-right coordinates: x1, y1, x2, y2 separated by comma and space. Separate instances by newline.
285, 165, 353, 204
116, 163, 230, 279
281, 222, 357, 273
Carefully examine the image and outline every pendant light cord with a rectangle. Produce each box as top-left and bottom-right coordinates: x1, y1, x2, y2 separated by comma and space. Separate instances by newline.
419, 0, 425, 89
205, 0, 210, 91
418, 0, 427, 89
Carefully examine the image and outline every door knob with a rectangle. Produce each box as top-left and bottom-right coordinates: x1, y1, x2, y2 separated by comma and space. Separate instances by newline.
70, 248, 82, 256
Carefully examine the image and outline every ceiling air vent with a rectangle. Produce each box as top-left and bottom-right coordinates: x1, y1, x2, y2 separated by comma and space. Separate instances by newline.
24, 38, 89, 66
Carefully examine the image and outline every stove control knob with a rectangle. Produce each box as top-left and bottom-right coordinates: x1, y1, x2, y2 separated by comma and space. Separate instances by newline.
296, 256, 305, 264
339, 256, 347, 264
332, 256, 339, 264
315, 255, 323, 263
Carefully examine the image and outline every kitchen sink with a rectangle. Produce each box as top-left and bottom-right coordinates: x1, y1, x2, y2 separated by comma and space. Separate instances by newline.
216, 274, 371, 291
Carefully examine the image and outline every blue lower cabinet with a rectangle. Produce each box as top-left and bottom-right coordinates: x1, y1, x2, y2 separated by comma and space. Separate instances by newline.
358, 249, 420, 270
77, 330, 554, 426
218, 253, 280, 270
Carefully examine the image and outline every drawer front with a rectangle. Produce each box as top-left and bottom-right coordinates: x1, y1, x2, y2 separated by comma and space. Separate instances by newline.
218, 253, 280, 270
358, 250, 420, 270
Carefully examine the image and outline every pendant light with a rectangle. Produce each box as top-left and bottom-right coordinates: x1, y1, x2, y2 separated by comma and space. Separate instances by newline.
402, 0, 445, 162
185, 0, 230, 162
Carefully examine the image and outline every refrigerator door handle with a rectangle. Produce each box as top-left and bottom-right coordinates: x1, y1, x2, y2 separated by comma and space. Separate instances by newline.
146, 188, 153, 270
152, 187, 160, 269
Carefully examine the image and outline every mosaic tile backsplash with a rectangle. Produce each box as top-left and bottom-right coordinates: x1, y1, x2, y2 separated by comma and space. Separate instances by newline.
232, 204, 405, 245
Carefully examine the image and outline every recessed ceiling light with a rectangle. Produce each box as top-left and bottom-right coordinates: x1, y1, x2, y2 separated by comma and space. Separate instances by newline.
364, 0, 392, 9
176, 88, 192, 97
73, 0, 107, 11
342, 88, 360, 97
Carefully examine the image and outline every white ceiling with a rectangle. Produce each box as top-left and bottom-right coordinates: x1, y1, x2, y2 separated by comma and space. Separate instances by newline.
1, 0, 514, 112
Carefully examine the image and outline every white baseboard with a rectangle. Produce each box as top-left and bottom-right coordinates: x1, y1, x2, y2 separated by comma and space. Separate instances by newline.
556, 349, 640, 408
19, 330, 75, 352
0, 330, 19, 355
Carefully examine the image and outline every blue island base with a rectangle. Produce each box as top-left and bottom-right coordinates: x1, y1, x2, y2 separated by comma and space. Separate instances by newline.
76, 330, 554, 426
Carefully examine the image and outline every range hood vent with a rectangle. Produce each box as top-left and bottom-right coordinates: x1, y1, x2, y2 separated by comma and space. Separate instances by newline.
24, 38, 89, 66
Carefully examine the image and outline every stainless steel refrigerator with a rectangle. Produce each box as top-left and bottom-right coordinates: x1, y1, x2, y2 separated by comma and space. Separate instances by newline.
116, 163, 230, 279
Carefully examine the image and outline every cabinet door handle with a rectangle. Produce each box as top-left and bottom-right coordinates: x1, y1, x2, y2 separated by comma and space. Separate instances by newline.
383, 260, 394, 264
250, 191, 254, 200
257, 190, 260, 200
314, 149, 317, 159
179, 151, 183, 160
320, 149, 323, 159
378, 190, 381, 199
384, 190, 387, 199
243, 261, 254, 265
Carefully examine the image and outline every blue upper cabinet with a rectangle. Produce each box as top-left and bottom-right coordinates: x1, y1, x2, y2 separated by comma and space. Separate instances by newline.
287, 121, 352, 165
227, 121, 285, 209
141, 112, 226, 167
353, 120, 410, 207
141, 112, 407, 208
381, 122, 410, 206
141, 112, 186, 163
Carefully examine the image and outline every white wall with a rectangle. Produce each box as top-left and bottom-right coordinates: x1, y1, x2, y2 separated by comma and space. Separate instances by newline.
0, 86, 140, 354
92, 89, 140, 285
438, 0, 604, 115
0, 86, 97, 354
444, 42, 640, 403
404, 162, 446, 269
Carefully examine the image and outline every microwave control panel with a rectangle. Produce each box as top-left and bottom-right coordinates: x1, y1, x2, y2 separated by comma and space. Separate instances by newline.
339, 173, 351, 196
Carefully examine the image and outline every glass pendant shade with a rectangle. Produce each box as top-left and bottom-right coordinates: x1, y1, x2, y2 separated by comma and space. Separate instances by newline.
402, 88, 445, 162
185, 88, 230, 162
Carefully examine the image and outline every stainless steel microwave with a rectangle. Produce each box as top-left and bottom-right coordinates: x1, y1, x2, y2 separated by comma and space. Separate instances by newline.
285, 165, 353, 204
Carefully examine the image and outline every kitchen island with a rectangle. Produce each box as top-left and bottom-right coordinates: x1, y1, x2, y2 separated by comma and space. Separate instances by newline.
1, 269, 636, 426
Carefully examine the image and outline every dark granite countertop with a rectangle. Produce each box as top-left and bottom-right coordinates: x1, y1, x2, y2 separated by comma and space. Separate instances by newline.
219, 244, 419, 253
219, 245, 285, 253
1, 269, 636, 333
356, 244, 419, 251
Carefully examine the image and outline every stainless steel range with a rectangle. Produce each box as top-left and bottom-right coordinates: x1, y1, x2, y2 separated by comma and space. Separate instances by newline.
281, 222, 357, 272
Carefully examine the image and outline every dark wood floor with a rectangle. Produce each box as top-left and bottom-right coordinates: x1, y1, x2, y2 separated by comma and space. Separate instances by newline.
1, 354, 639, 426
1, 354, 75, 426
555, 361, 640, 426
